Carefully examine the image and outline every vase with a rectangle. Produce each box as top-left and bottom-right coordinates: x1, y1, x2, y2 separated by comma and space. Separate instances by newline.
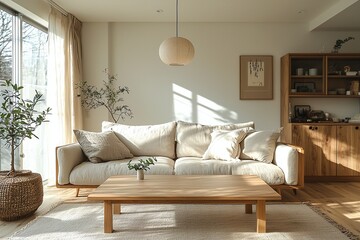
137, 169, 144, 180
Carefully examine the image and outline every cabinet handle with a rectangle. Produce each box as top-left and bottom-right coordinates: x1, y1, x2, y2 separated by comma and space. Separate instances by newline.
356, 126, 359, 130
315, 127, 318, 130
309, 126, 313, 130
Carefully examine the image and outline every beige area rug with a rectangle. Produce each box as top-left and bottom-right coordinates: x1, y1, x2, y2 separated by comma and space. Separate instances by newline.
10, 203, 357, 240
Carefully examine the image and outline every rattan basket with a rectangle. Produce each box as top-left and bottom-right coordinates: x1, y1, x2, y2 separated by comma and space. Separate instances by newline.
0, 171, 43, 221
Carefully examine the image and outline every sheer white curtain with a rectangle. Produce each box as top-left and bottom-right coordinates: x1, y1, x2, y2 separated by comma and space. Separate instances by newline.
47, 7, 83, 185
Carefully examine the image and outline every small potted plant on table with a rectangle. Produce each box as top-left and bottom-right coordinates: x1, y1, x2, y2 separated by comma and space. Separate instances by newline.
127, 157, 157, 180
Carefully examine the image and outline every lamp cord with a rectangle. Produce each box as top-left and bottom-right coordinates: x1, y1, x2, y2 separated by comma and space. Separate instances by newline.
176, 0, 179, 37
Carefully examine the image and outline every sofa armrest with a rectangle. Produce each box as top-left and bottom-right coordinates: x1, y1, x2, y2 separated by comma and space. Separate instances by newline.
56, 143, 86, 185
273, 142, 304, 187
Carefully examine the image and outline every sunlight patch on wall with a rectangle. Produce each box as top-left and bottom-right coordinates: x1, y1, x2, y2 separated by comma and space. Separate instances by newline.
197, 95, 237, 124
172, 84, 194, 122
173, 84, 237, 124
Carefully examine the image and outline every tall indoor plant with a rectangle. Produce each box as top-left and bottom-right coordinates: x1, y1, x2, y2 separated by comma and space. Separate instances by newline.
0, 80, 51, 221
76, 69, 133, 123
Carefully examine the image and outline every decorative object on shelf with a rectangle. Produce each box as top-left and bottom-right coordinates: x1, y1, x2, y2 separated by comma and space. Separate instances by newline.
0, 80, 51, 221
350, 81, 359, 95
127, 157, 157, 180
294, 82, 315, 93
296, 68, 304, 76
308, 110, 326, 122
337, 88, 346, 95
331, 37, 355, 53
308, 68, 318, 76
159, 0, 194, 66
76, 69, 133, 123
294, 105, 311, 119
240, 55, 273, 100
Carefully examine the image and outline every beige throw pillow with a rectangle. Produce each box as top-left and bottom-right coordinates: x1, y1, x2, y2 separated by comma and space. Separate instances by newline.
202, 129, 248, 161
240, 129, 282, 163
73, 130, 133, 163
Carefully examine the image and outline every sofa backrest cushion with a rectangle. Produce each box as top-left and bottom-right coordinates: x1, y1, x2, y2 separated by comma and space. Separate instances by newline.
176, 121, 255, 158
102, 121, 177, 158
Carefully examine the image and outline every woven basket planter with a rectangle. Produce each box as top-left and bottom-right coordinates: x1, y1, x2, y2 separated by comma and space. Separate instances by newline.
0, 171, 43, 221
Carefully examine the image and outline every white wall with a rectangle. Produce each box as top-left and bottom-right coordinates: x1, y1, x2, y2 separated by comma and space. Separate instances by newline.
82, 22, 360, 131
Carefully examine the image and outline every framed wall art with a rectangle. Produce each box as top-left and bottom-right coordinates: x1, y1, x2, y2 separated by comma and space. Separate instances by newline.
240, 55, 273, 100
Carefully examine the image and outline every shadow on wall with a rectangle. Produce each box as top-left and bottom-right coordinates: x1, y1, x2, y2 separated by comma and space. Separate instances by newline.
172, 84, 238, 125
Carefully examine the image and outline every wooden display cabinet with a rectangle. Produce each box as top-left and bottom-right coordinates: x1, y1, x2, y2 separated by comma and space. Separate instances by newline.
281, 53, 360, 181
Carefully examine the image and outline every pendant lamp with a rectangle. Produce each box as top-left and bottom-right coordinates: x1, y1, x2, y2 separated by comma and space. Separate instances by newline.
159, 0, 194, 66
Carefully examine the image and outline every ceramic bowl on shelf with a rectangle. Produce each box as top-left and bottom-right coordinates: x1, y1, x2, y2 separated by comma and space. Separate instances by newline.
346, 71, 357, 76
337, 88, 346, 95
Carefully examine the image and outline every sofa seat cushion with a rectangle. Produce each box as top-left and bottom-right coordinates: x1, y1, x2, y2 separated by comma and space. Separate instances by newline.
232, 160, 285, 185
174, 157, 233, 175
69, 157, 174, 185
176, 121, 254, 158
102, 121, 176, 158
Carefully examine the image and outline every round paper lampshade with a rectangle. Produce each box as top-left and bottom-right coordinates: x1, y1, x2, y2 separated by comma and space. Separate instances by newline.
159, 36, 195, 66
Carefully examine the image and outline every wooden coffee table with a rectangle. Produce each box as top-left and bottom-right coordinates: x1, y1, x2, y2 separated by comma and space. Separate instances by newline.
87, 175, 281, 233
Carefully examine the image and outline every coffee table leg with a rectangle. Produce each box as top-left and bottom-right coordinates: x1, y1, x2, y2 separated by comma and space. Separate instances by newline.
114, 203, 121, 214
256, 200, 266, 233
104, 201, 113, 233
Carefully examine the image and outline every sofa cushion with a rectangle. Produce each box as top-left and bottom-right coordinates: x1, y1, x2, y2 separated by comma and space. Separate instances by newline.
202, 129, 247, 161
69, 156, 175, 185
174, 157, 233, 175
102, 121, 176, 158
232, 160, 285, 185
73, 130, 133, 163
240, 129, 282, 163
176, 121, 255, 158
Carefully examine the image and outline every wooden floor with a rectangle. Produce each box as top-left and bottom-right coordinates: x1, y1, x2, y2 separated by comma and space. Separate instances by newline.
1, 182, 360, 238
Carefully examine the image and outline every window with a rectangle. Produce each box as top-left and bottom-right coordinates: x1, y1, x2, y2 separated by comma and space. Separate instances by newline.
0, 6, 14, 171
0, 4, 48, 178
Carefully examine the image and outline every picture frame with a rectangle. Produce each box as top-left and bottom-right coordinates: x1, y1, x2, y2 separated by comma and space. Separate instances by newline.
240, 55, 273, 100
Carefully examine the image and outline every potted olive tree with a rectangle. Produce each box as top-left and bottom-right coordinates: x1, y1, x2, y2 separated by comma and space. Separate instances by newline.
0, 80, 51, 221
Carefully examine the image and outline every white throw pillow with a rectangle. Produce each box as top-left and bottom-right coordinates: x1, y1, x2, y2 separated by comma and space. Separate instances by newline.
240, 128, 282, 163
202, 129, 248, 161
73, 130, 133, 163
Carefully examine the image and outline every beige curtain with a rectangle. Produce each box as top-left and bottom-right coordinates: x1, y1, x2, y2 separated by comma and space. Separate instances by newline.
47, 7, 83, 185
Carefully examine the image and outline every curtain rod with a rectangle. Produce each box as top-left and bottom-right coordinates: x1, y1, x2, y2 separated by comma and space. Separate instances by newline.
47, 0, 68, 16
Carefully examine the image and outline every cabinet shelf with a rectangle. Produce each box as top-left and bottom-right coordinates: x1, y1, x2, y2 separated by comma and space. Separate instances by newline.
327, 75, 359, 79
291, 75, 323, 79
289, 94, 360, 98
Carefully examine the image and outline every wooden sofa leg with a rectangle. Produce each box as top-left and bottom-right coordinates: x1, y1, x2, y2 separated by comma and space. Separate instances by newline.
275, 188, 281, 195
76, 188, 80, 197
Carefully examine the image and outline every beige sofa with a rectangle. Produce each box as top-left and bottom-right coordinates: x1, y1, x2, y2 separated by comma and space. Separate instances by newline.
56, 121, 304, 195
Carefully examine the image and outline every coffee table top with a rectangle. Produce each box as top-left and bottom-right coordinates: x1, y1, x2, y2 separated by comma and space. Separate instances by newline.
87, 175, 281, 202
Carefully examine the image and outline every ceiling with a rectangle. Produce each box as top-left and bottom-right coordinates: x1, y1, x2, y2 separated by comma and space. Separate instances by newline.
51, 0, 360, 31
